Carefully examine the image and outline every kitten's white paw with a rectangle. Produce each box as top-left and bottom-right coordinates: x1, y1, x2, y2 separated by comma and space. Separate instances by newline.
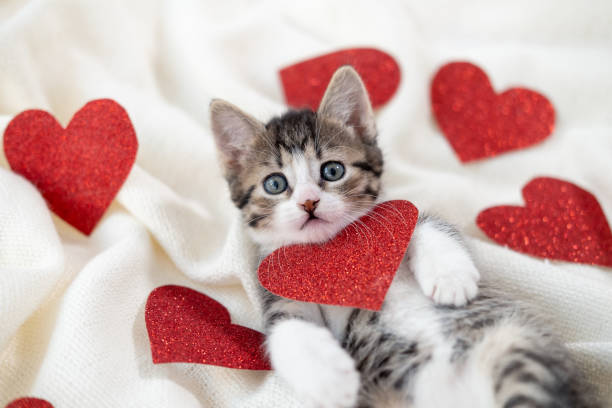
268, 319, 360, 408
413, 249, 480, 307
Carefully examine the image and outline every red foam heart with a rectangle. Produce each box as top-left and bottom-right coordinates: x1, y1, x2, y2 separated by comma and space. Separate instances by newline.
477, 177, 612, 267
258, 200, 418, 310
5, 398, 53, 408
431, 62, 555, 162
280, 48, 401, 111
145, 285, 271, 370
3, 99, 138, 235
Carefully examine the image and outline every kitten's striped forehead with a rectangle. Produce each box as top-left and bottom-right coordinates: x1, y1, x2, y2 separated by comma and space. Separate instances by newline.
265, 110, 321, 164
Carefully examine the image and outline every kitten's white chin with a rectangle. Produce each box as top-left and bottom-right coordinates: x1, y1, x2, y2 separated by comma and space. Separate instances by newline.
299, 217, 341, 243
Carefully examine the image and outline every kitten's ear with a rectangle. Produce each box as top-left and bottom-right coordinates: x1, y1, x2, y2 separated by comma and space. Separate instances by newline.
317, 66, 376, 142
210, 99, 265, 170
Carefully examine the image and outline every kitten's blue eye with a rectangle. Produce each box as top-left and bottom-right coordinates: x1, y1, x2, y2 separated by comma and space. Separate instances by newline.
321, 161, 345, 182
263, 173, 288, 195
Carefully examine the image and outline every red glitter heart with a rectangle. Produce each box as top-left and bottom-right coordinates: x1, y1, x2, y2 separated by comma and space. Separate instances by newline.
258, 200, 418, 310
3, 99, 138, 235
431, 62, 555, 162
145, 285, 271, 370
279, 48, 401, 111
477, 177, 612, 267
5, 398, 53, 408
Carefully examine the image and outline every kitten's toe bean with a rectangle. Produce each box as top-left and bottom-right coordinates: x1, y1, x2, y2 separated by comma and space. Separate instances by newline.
268, 319, 360, 408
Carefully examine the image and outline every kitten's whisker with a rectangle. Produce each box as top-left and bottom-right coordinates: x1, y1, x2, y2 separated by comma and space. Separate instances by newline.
276, 246, 283, 279
344, 222, 368, 248
358, 210, 392, 227
363, 203, 410, 231
342, 205, 377, 235
265, 248, 271, 283
348, 218, 376, 248
251, 203, 282, 212
349, 215, 376, 238
375, 201, 411, 230
349, 194, 379, 200
282, 245, 290, 272
342, 216, 372, 248
247, 213, 273, 226
356, 212, 395, 238
344, 203, 376, 219
346, 199, 379, 206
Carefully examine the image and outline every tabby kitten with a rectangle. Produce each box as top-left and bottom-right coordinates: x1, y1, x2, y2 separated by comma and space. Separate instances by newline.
210, 67, 595, 408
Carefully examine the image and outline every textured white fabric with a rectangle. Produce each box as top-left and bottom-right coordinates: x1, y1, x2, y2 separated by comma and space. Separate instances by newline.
1, 0, 611, 406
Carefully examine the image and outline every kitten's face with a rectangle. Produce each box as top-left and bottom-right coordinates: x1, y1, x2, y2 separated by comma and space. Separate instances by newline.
232, 111, 382, 250
211, 67, 382, 252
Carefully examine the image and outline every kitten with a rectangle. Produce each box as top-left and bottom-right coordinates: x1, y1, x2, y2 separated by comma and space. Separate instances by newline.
210, 67, 596, 408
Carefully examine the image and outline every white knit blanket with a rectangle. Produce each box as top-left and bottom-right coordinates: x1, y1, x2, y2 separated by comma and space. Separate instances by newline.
1, 1, 611, 406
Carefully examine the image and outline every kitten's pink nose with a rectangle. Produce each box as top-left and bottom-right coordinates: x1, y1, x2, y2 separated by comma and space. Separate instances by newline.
301, 199, 319, 213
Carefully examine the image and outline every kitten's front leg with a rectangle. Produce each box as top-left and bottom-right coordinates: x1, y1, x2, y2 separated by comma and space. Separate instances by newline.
407, 215, 480, 306
263, 294, 360, 408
